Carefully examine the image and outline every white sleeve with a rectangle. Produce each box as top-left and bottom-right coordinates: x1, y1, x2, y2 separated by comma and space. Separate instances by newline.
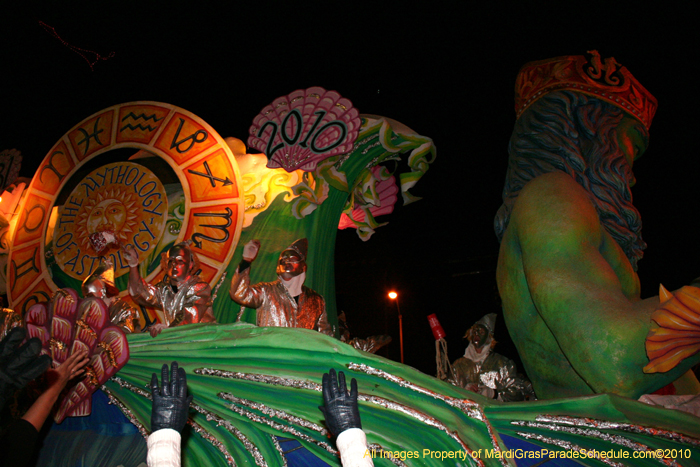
336, 428, 374, 467
147, 428, 181, 467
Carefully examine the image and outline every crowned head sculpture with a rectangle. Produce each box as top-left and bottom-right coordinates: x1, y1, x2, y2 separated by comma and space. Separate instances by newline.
514, 50, 657, 129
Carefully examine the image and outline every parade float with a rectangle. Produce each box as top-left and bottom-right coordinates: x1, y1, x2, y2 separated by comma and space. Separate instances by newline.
1, 77, 699, 467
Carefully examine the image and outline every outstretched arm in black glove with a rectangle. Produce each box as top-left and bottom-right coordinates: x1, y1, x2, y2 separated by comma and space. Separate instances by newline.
320, 368, 373, 467
320, 368, 361, 436
0, 327, 52, 411
148, 362, 192, 467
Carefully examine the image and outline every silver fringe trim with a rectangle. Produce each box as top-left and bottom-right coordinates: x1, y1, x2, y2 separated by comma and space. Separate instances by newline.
359, 393, 482, 464
516, 432, 625, 467
222, 396, 338, 455
480, 406, 507, 467
190, 402, 265, 467
187, 420, 236, 467
108, 376, 241, 466
102, 385, 149, 439
346, 363, 482, 418
187, 418, 237, 467
535, 415, 700, 447
219, 392, 327, 434
270, 435, 288, 467
196, 366, 492, 465
511, 421, 677, 467
195, 367, 322, 391
111, 376, 152, 399
347, 363, 500, 466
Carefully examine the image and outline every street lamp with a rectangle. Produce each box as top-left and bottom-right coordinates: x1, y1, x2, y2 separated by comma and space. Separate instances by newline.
388, 291, 404, 364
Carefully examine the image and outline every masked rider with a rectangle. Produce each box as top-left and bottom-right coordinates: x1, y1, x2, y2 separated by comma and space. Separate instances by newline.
123, 242, 216, 337
81, 258, 141, 333
229, 239, 332, 335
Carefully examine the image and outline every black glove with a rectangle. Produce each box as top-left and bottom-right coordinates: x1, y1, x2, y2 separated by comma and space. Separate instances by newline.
0, 327, 52, 410
150, 362, 192, 433
319, 368, 361, 436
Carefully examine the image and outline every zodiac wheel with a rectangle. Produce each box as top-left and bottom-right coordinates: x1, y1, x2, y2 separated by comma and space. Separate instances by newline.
8, 101, 244, 316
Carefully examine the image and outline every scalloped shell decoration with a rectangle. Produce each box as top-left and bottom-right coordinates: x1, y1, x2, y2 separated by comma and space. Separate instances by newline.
644, 284, 700, 373
248, 87, 361, 172
25, 289, 129, 422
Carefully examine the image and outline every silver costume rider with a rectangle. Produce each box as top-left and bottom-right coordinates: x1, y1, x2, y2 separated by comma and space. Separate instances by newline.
81, 258, 141, 333
450, 313, 535, 401
124, 242, 216, 337
229, 238, 332, 335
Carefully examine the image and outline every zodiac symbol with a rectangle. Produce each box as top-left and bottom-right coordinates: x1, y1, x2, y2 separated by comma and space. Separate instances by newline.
11, 247, 40, 291
170, 118, 208, 154
187, 161, 233, 187
76, 117, 104, 155
120, 112, 163, 132
190, 208, 233, 248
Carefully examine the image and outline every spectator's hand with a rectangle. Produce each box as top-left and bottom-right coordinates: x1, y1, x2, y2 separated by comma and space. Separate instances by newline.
149, 323, 167, 338
242, 240, 261, 262
122, 244, 139, 268
45, 349, 89, 392
319, 368, 361, 436
0, 328, 52, 408
151, 362, 192, 433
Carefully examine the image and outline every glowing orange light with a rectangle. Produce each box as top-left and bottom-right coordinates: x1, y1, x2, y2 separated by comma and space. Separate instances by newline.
388, 291, 397, 300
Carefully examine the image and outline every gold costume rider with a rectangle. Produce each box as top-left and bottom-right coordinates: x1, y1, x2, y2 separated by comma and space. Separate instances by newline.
81, 258, 141, 333
124, 242, 216, 337
229, 239, 332, 335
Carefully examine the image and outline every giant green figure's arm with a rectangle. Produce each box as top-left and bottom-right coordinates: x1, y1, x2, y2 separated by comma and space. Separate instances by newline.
504, 172, 699, 397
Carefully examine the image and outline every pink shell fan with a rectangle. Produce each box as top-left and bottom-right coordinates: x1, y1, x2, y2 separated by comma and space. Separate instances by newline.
24, 289, 129, 423
248, 87, 361, 172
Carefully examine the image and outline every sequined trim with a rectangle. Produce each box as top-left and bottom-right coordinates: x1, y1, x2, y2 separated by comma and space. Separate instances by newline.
219, 392, 327, 434
479, 406, 507, 467
270, 435, 288, 467
102, 385, 149, 438
187, 417, 237, 467
76, 319, 97, 338
190, 402, 264, 467
359, 393, 480, 461
109, 376, 240, 466
195, 367, 322, 391
511, 420, 677, 466
53, 289, 76, 303
346, 363, 482, 417
98, 341, 117, 367
84, 366, 99, 387
347, 363, 498, 467
221, 395, 337, 455
534, 415, 700, 447
49, 338, 66, 351
516, 432, 625, 467
198, 366, 485, 465
111, 376, 152, 398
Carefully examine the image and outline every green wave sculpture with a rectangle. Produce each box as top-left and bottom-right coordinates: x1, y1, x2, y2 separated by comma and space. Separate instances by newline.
101, 323, 700, 467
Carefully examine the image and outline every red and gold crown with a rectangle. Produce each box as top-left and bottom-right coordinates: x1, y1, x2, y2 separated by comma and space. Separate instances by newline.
515, 50, 657, 129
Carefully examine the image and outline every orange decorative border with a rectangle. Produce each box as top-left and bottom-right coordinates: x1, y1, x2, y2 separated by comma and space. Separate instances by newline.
8, 102, 244, 315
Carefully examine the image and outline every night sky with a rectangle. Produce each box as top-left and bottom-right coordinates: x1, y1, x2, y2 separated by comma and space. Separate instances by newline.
2, 3, 699, 376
